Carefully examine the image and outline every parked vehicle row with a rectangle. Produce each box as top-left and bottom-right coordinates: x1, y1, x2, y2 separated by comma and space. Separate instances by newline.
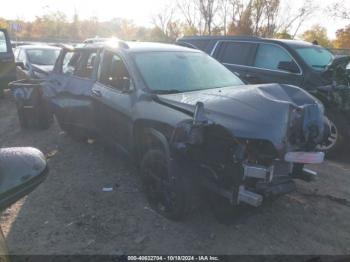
9, 40, 330, 220
176, 36, 350, 155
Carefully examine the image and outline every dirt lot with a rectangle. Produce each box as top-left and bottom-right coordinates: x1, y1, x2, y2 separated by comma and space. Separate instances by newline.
0, 91, 350, 255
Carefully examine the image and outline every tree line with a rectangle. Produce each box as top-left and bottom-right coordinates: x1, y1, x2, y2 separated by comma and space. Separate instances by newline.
1, 0, 350, 48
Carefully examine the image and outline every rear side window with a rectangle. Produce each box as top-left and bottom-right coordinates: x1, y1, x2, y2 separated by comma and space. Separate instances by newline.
218, 42, 256, 66
254, 44, 294, 71
0, 31, 8, 53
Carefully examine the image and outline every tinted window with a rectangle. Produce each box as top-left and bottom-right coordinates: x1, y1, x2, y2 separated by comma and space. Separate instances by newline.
254, 44, 295, 72
219, 42, 256, 66
99, 52, 130, 91
0, 31, 8, 53
134, 51, 243, 93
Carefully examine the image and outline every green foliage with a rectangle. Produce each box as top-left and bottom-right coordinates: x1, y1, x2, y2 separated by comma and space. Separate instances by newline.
301, 25, 333, 48
334, 25, 350, 49
274, 30, 293, 39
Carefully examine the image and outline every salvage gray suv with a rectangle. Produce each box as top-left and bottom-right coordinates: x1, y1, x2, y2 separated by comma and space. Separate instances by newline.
30, 40, 329, 220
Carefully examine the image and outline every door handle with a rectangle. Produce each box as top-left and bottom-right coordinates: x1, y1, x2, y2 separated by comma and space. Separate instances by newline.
92, 89, 102, 97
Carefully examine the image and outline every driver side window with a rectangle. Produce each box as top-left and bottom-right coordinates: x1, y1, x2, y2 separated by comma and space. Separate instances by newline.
254, 44, 298, 73
98, 51, 130, 91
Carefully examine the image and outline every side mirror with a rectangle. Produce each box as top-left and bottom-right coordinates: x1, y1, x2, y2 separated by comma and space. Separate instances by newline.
0, 147, 48, 210
15, 61, 25, 69
278, 61, 300, 74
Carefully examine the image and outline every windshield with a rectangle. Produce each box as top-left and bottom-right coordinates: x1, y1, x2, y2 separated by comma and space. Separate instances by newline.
293, 46, 334, 71
26, 49, 60, 66
133, 51, 244, 93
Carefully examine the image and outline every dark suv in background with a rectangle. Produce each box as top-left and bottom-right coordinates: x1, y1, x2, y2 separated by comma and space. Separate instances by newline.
177, 36, 350, 155
0, 29, 16, 98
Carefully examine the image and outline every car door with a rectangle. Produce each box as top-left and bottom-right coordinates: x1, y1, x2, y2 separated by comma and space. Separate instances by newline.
246, 43, 304, 86
213, 41, 258, 83
0, 29, 16, 96
91, 50, 134, 153
47, 48, 97, 133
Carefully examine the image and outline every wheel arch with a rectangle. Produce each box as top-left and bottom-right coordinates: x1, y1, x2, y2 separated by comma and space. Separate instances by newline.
132, 119, 174, 162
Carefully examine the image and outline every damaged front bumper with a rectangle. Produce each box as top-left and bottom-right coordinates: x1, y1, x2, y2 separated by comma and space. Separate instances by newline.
217, 152, 324, 208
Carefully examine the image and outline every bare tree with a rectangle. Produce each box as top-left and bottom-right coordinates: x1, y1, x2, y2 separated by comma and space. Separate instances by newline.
197, 0, 219, 35
217, 0, 232, 35
278, 0, 317, 38
326, 2, 350, 20
152, 3, 176, 38
251, 0, 265, 35
176, 0, 198, 28
261, 0, 280, 37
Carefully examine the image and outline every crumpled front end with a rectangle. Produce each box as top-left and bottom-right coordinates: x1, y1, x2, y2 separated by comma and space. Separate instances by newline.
314, 55, 350, 113
169, 99, 328, 208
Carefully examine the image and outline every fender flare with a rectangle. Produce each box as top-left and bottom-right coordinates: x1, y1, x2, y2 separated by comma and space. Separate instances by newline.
143, 127, 171, 159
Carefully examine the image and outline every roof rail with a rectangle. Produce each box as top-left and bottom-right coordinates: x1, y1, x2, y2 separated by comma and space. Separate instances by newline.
57, 44, 75, 51
104, 38, 129, 49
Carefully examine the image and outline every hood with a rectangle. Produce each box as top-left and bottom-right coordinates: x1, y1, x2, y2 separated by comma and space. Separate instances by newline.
31, 64, 54, 74
156, 84, 323, 153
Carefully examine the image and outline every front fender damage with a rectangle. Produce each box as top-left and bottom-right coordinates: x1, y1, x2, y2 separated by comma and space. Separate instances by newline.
168, 102, 326, 208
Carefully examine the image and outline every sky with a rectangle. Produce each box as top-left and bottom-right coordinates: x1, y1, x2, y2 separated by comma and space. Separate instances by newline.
0, 0, 349, 39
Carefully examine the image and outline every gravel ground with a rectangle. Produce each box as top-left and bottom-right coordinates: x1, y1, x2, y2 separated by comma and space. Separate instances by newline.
0, 91, 350, 256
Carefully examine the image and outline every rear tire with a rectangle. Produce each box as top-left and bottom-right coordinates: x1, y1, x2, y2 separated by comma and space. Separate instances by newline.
140, 149, 192, 221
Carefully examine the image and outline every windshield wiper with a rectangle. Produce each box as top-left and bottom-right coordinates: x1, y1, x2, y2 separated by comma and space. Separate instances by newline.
152, 89, 183, 94
312, 65, 327, 68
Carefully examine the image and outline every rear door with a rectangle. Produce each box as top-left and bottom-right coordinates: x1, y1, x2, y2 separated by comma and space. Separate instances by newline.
213, 41, 258, 82
47, 48, 97, 132
248, 43, 304, 86
0, 29, 16, 94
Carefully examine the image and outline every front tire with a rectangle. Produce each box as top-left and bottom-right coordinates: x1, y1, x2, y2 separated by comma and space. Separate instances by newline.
317, 113, 347, 157
140, 149, 191, 221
